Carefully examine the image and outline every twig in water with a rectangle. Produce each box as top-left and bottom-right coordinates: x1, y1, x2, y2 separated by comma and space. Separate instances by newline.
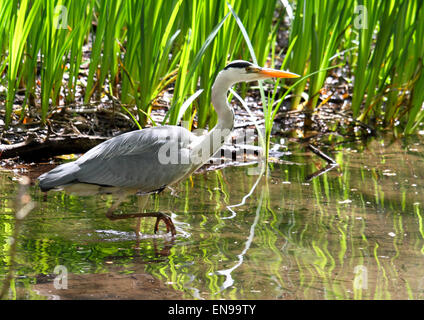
307, 144, 337, 165
305, 144, 339, 182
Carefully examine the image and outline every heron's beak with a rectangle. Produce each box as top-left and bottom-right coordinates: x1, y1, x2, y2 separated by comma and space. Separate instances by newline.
258, 67, 300, 79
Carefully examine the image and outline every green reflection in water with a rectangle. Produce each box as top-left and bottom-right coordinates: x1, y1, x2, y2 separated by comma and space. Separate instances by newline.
1, 135, 424, 299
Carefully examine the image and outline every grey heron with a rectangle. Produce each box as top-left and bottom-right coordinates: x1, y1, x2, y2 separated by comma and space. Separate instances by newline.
38, 60, 300, 236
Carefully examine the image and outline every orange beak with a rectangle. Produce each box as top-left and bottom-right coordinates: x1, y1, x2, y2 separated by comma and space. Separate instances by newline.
258, 68, 300, 79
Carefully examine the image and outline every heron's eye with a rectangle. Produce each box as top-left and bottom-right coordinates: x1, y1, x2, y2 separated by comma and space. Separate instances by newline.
245, 66, 253, 73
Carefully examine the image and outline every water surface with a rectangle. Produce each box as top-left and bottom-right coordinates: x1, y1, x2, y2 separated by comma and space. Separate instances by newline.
1, 135, 424, 299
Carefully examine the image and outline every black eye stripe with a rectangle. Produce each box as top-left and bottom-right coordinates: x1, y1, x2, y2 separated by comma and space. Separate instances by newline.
224, 61, 252, 70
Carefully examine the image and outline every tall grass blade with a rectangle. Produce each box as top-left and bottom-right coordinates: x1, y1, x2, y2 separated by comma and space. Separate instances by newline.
5, 0, 41, 128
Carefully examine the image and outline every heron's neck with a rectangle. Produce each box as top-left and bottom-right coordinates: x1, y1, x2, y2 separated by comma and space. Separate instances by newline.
191, 73, 235, 163
211, 75, 235, 133
207, 74, 235, 151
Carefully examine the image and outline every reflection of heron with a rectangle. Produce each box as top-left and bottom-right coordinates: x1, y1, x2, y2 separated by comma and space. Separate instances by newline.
38, 60, 299, 235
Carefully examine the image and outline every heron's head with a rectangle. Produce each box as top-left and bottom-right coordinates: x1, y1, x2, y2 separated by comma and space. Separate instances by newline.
218, 60, 300, 85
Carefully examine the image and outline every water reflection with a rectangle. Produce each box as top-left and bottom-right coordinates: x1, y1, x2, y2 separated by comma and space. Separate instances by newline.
1, 135, 424, 299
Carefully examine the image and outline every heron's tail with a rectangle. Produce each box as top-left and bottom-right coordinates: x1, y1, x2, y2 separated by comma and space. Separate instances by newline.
38, 162, 79, 192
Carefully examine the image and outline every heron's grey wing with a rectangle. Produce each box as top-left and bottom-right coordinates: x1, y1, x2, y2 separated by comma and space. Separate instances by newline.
74, 126, 196, 191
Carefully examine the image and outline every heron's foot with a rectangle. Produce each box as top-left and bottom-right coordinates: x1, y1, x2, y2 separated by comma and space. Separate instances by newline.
106, 211, 176, 236
154, 213, 176, 236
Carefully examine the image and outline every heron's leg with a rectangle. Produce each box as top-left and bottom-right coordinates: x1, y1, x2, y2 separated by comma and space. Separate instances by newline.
105, 193, 128, 219
134, 218, 141, 249
107, 211, 176, 236
105, 194, 176, 236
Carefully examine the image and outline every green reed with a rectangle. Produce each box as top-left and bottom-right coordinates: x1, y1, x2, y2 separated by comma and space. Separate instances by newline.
284, 0, 424, 134
165, 1, 231, 128
84, 0, 125, 102
286, 0, 353, 115
1, 0, 424, 138
166, 0, 278, 130
40, 1, 80, 123
1, 0, 279, 130
350, 0, 424, 133
119, 0, 183, 126
306, 1, 353, 115
66, 0, 93, 103
4, 0, 40, 128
